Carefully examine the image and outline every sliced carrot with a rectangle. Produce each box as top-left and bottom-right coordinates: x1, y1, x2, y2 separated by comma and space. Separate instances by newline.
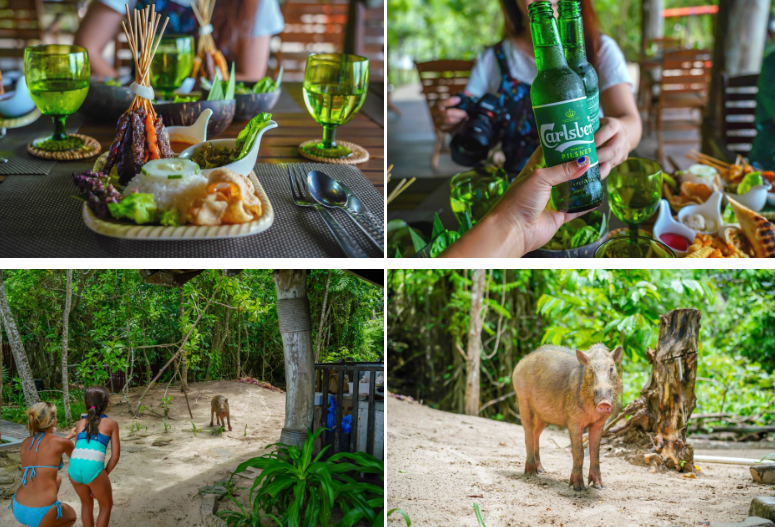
213, 50, 229, 80
145, 111, 159, 160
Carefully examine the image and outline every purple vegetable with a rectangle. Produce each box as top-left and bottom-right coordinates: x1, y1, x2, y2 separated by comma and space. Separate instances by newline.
72, 170, 123, 219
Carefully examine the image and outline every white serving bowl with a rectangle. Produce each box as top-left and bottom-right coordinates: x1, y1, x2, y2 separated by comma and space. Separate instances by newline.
0, 76, 36, 118
166, 109, 212, 145
717, 178, 772, 212
178, 120, 278, 177
677, 191, 723, 236
653, 199, 697, 257
767, 190, 775, 207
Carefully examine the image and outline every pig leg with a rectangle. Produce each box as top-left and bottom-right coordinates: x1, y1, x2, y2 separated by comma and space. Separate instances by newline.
518, 398, 539, 475
568, 425, 586, 491
587, 421, 605, 489
210, 408, 215, 428
531, 416, 547, 474
227, 413, 232, 431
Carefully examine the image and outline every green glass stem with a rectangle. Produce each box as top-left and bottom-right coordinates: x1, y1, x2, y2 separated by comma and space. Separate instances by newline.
628, 224, 639, 245
321, 125, 338, 149
52, 115, 68, 141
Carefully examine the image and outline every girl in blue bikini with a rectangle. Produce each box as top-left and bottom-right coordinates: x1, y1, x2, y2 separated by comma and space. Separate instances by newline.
9, 402, 77, 527
67, 386, 120, 527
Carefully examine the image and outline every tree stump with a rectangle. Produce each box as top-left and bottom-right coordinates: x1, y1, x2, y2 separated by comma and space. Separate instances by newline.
609, 308, 701, 472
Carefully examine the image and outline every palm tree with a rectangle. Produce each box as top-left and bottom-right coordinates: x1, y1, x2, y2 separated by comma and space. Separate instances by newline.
0, 269, 40, 407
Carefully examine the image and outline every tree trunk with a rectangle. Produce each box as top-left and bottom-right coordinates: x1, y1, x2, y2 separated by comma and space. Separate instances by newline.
609, 308, 701, 472
314, 270, 332, 362
0, 270, 39, 407
179, 289, 188, 392
1, 313, 4, 440
206, 305, 231, 380
61, 270, 73, 425
237, 309, 242, 379
273, 269, 315, 448
464, 269, 486, 416
641, 0, 664, 55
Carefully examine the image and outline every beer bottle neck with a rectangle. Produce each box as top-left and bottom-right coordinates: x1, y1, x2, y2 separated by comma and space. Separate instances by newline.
558, 9, 588, 68
529, 7, 568, 72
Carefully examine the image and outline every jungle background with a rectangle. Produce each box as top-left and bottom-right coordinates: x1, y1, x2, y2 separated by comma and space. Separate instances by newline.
387, 269, 775, 432
0, 269, 384, 426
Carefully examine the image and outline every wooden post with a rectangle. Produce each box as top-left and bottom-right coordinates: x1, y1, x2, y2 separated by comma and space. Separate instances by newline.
609, 308, 701, 472
61, 270, 73, 425
641, 0, 665, 55
464, 269, 485, 416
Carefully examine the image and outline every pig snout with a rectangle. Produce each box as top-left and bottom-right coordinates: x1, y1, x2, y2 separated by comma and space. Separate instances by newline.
596, 402, 613, 414
593, 388, 615, 414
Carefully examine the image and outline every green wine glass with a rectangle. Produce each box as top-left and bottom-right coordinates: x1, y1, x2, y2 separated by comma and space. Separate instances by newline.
301, 54, 369, 159
605, 157, 663, 257
449, 165, 508, 225
24, 45, 90, 151
150, 35, 194, 100
595, 235, 676, 258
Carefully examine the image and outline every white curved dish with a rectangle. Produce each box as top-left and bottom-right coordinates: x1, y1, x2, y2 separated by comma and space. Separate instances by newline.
767, 191, 775, 207
714, 176, 772, 212
178, 121, 277, 178
81, 172, 274, 240
653, 199, 697, 257
166, 109, 212, 145
677, 191, 722, 235
0, 76, 36, 118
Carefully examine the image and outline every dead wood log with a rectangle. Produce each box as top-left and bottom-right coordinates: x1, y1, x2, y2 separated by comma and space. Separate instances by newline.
609, 308, 701, 473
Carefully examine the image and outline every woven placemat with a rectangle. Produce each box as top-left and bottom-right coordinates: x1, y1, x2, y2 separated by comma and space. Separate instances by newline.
0, 161, 384, 258
0, 113, 84, 175
0, 108, 42, 129
27, 134, 101, 160
298, 140, 370, 165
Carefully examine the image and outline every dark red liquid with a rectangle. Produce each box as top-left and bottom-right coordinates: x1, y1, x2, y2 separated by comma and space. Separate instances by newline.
660, 232, 691, 252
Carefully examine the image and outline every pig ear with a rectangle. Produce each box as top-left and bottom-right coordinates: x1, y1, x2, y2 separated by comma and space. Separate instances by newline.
575, 350, 589, 366
611, 346, 624, 363
225, 399, 228, 403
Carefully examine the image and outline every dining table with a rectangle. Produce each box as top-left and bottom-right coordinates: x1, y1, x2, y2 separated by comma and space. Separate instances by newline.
0, 82, 385, 258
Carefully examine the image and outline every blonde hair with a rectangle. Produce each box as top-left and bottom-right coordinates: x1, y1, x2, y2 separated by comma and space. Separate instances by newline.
26, 402, 57, 435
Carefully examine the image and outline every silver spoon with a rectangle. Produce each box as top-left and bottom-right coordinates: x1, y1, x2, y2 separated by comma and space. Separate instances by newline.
307, 170, 384, 250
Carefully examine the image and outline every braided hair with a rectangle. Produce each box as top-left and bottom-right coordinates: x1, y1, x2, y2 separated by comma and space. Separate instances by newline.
84, 386, 110, 441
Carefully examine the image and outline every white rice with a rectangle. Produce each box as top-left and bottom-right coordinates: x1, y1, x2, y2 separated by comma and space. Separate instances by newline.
122, 172, 207, 213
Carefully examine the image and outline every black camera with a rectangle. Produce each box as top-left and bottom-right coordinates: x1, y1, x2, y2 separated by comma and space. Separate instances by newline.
449, 92, 510, 167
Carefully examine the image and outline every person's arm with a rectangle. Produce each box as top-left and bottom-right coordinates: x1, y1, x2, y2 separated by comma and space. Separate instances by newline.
234, 35, 271, 81
597, 83, 642, 178
59, 436, 75, 458
73, 2, 126, 78
105, 420, 120, 475
440, 147, 591, 258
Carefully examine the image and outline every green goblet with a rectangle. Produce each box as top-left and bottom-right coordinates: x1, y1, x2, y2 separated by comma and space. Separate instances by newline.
150, 35, 195, 100
301, 54, 369, 159
24, 45, 90, 151
605, 157, 663, 257
595, 235, 676, 258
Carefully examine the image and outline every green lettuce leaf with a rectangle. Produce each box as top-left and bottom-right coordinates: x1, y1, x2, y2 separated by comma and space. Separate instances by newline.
234, 113, 272, 161
159, 209, 185, 226
108, 193, 157, 224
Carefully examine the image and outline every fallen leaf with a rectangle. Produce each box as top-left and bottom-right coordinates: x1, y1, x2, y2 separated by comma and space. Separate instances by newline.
468, 494, 484, 498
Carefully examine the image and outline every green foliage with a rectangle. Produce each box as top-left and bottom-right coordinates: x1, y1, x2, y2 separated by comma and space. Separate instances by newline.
220, 427, 384, 527
126, 421, 146, 435
190, 421, 200, 437
160, 396, 172, 417
474, 503, 486, 527
162, 419, 172, 434
386, 508, 411, 526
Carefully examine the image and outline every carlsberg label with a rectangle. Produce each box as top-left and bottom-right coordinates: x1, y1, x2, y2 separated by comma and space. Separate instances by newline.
533, 97, 598, 168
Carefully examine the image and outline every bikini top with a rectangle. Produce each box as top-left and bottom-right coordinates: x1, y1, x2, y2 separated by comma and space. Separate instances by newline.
20, 432, 64, 486
75, 414, 112, 446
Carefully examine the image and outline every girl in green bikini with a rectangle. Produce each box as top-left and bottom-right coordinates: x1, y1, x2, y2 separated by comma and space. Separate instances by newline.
67, 386, 120, 527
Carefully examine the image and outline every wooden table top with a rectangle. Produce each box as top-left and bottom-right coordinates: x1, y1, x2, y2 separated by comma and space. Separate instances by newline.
0, 83, 385, 190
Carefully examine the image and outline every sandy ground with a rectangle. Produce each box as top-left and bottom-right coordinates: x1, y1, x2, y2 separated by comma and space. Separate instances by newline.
1, 380, 285, 527
386, 397, 773, 527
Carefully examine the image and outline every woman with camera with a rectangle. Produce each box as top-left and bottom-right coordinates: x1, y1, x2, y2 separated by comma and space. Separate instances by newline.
439, 0, 641, 178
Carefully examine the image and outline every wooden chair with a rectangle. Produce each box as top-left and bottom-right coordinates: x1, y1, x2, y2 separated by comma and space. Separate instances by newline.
640, 37, 685, 133
277, 0, 349, 82
655, 48, 712, 164
0, 0, 44, 59
353, 2, 383, 84
415, 59, 474, 169
721, 73, 759, 156
42, 0, 85, 41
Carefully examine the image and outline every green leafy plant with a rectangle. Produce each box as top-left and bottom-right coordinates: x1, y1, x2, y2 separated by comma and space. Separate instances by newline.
244, 424, 247, 437
162, 419, 172, 434
212, 425, 225, 436
219, 427, 384, 527
160, 396, 173, 417
386, 509, 411, 526
126, 421, 147, 436
190, 421, 200, 437
473, 503, 486, 527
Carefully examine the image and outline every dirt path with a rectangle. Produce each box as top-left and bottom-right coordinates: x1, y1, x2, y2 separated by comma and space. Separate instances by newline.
1, 380, 285, 527
387, 397, 771, 527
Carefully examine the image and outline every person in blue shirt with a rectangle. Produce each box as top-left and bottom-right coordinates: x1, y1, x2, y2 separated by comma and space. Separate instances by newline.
751, 15, 775, 170
74, 0, 284, 81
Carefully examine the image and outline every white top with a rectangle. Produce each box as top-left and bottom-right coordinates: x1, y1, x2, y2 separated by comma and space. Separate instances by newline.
100, 0, 285, 37
466, 35, 632, 116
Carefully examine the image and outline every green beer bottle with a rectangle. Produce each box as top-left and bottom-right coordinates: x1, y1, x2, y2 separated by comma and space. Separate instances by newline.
558, 0, 600, 133
528, 1, 603, 213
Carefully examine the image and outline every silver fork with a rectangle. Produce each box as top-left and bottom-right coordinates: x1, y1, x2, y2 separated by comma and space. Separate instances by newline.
288, 165, 368, 258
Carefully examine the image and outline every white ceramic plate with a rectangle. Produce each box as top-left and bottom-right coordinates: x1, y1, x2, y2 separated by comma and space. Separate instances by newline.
81, 172, 274, 240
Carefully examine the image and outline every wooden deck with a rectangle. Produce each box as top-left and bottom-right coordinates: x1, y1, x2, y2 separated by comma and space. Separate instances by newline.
0, 419, 65, 451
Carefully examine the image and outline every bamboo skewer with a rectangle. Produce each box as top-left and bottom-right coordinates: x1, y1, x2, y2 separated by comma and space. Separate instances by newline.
190, 0, 228, 81
122, 4, 169, 115
689, 150, 731, 168
386, 165, 417, 204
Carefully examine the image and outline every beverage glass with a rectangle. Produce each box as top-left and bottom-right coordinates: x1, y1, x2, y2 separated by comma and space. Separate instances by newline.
449, 166, 508, 225
150, 35, 195, 100
24, 45, 90, 151
595, 236, 676, 258
605, 157, 664, 257
301, 54, 369, 159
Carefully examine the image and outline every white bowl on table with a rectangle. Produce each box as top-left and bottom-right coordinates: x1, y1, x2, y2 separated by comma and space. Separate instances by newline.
677, 191, 723, 236
767, 189, 775, 207
716, 178, 772, 212
653, 199, 698, 257
178, 120, 278, 177
0, 76, 36, 118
